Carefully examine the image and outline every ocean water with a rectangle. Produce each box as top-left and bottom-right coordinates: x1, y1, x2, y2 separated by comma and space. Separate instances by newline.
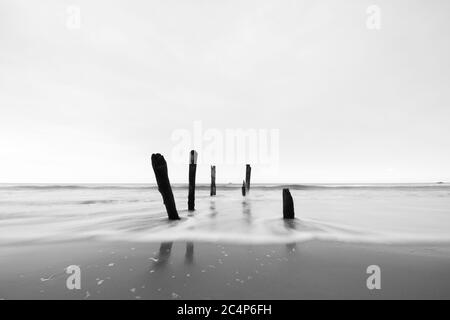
0, 184, 449, 245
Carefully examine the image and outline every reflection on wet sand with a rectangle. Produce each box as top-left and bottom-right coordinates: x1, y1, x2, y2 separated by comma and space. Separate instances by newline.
151, 242, 195, 270
286, 242, 297, 254
153, 242, 173, 269
185, 242, 194, 265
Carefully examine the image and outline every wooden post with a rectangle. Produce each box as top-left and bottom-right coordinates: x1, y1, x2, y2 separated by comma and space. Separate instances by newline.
242, 180, 246, 196
151, 153, 179, 220
188, 150, 198, 211
210, 165, 216, 196
283, 188, 295, 219
245, 164, 251, 193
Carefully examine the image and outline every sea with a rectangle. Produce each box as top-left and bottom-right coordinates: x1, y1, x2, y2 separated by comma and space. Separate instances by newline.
1, 183, 449, 245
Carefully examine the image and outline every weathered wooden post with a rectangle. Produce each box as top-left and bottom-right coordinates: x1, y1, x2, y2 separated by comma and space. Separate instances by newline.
283, 188, 295, 219
151, 153, 179, 220
245, 164, 251, 193
241, 180, 246, 196
210, 165, 216, 196
188, 150, 198, 211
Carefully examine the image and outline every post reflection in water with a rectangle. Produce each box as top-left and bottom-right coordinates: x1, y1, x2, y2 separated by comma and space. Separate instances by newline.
284, 219, 298, 254
185, 242, 194, 265
153, 242, 173, 269
286, 242, 297, 254
284, 219, 297, 230
242, 200, 252, 225
209, 199, 218, 217
151, 242, 195, 270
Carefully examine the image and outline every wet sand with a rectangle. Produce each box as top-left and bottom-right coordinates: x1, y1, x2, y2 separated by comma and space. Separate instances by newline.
1, 240, 450, 299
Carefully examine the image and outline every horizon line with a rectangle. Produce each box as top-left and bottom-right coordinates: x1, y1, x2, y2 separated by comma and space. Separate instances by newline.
0, 181, 447, 185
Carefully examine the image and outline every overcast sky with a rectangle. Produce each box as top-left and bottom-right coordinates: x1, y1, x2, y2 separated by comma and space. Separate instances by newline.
1, 0, 450, 183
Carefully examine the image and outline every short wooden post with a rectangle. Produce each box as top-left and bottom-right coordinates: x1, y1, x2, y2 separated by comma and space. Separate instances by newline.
151, 153, 179, 220
188, 150, 198, 211
245, 164, 251, 193
210, 165, 216, 196
242, 180, 246, 196
283, 188, 295, 219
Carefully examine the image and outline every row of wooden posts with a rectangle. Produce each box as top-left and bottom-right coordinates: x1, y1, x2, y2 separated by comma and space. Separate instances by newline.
151, 151, 295, 221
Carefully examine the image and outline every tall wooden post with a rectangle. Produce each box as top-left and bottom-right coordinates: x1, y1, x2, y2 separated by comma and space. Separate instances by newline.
242, 180, 246, 196
245, 164, 251, 193
188, 150, 198, 211
283, 188, 295, 219
151, 154, 179, 220
210, 165, 216, 196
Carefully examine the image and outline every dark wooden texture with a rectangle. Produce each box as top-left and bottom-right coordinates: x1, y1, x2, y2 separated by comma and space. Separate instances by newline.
151, 154, 179, 220
188, 150, 198, 211
283, 188, 295, 219
210, 165, 216, 196
245, 164, 251, 193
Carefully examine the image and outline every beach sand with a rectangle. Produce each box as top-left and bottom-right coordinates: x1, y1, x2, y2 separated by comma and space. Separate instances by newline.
1, 239, 450, 300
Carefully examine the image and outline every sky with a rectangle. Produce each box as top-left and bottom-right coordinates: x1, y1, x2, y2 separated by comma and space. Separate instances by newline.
1, 0, 450, 184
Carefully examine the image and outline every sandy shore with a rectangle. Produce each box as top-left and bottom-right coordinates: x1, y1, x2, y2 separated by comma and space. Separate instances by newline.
1, 240, 450, 299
